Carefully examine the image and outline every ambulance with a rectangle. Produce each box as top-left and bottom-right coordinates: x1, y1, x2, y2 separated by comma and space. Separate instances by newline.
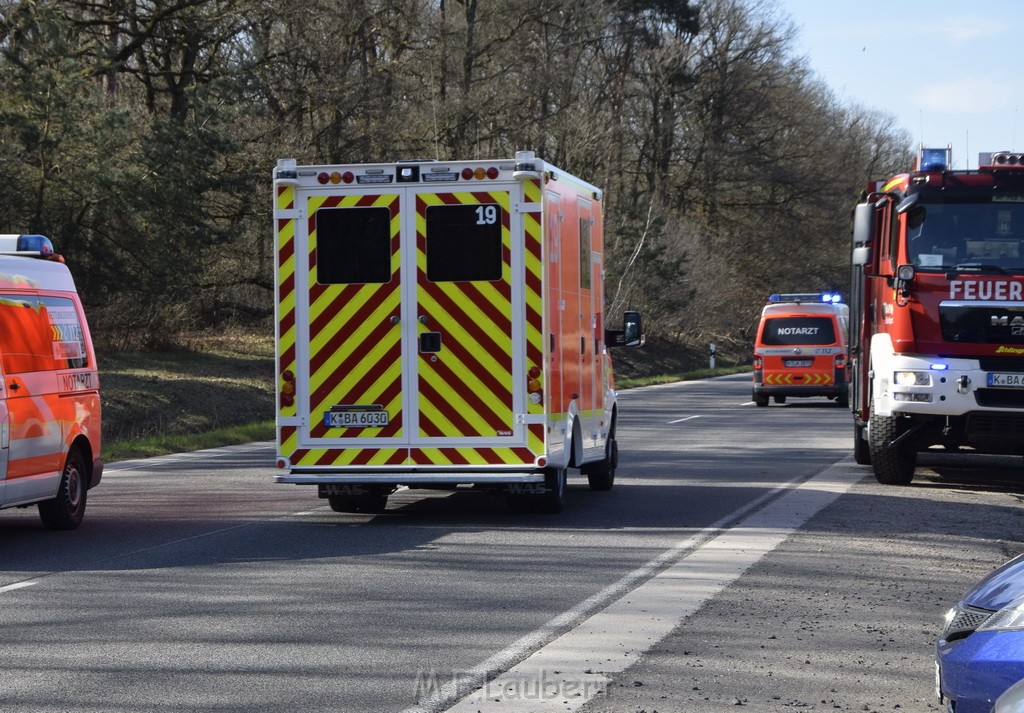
752, 292, 850, 408
272, 151, 642, 513
0, 234, 102, 529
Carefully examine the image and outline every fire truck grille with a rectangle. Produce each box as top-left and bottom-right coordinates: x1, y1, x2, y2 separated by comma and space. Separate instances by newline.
975, 389, 1024, 409
979, 357, 1024, 371
965, 413, 1024, 453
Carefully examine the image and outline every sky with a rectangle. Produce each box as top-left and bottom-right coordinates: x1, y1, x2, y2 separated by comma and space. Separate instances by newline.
775, 1, 1024, 169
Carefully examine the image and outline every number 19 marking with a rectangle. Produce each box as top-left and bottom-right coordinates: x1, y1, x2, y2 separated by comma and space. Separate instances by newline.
475, 205, 498, 225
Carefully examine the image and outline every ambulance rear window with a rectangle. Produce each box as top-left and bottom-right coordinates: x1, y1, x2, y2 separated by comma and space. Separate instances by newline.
425, 204, 503, 282
315, 207, 392, 284
761, 317, 836, 346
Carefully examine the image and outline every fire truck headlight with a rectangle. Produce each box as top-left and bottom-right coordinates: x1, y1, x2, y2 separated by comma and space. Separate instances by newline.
894, 370, 931, 387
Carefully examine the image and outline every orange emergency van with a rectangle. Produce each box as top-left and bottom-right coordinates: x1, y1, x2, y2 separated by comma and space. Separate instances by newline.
0, 234, 102, 529
752, 292, 849, 408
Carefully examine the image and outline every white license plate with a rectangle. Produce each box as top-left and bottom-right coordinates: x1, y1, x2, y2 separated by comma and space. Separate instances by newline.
323, 410, 390, 428
987, 372, 1024, 388
784, 359, 813, 367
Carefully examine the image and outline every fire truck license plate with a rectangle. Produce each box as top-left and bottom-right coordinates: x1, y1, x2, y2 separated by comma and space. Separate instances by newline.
987, 373, 1024, 388
323, 410, 390, 428
784, 359, 813, 367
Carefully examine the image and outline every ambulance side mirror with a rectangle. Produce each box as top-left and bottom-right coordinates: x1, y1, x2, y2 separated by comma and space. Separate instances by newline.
607, 311, 644, 348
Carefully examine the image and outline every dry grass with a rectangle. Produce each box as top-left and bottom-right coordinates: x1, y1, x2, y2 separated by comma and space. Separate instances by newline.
98, 332, 274, 461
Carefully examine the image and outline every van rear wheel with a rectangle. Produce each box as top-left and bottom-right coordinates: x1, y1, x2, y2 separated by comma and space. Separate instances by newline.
537, 466, 566, 513
584, 436, 617, 491
39, 448, 87, 530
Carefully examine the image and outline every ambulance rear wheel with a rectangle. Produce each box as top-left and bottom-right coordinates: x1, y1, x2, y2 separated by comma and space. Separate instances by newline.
39, 448, 87, 530
773, 396, 787, 405
868, 412, 916, 485
753, 394, 769, 407
585, 438, 618, 492
537, 466, 567, 514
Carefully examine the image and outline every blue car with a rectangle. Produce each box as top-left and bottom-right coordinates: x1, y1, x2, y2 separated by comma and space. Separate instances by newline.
937, 552, 1024, 712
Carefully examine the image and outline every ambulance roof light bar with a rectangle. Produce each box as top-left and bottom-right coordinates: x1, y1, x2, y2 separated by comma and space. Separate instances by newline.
0, 234, 56, 257
916, 145, 951, 172
768, 292, 843, 304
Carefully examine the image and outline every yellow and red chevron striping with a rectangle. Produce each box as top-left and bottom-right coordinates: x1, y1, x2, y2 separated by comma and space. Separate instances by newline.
306, 193, 403, 440
276, 186, 297, 423
763, 372, 834, 385
414, 192, 514, 442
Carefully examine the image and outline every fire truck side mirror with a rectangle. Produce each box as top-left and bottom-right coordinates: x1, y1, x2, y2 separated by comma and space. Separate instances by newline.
852, 202, 874, 248
851, 202, 875, 267
852, 246, 871, 266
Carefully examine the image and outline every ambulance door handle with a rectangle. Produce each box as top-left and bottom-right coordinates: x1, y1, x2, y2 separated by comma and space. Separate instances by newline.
8, 381, 19, 392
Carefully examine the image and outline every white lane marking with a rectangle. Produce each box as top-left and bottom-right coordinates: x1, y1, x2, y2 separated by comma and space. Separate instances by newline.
0, 581, 37, 594
667, 415, 702, 424
406, 460, 863, 713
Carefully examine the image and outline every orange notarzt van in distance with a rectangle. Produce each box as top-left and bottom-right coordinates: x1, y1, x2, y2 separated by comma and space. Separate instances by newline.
752, 293, 849, 408
0, 234, 102, 529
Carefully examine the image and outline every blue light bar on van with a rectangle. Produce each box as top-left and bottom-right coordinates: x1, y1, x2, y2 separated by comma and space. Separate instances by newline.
0, 234, 55, 256
17, 235, 54, 255
768, 292, 842, 304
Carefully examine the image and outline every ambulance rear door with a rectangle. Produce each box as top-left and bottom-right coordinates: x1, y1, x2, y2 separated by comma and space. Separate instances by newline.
288, 172, 532, 470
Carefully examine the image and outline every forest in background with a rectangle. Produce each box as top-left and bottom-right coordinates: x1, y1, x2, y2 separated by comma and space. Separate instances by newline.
0, 0, 913, 357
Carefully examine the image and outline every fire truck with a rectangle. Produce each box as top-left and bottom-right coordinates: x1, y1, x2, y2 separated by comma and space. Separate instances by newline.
850, 147, 1024, 483
272, 152, 642, 513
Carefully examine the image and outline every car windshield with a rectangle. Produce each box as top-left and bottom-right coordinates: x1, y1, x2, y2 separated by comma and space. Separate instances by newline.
908, 201, 1024, 272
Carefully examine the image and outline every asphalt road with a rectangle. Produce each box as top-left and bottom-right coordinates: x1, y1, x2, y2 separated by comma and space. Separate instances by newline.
1, 374, 1021, 712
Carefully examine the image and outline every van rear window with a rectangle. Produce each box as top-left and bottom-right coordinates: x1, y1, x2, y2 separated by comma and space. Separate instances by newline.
761, 317, 836, 346
315, 206, 392, 285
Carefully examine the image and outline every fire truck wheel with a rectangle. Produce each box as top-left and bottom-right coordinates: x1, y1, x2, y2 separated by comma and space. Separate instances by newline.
586, 438, 618, 492
868, 412, 916, 484
38, 448, 87, 530
853, 423, 871, 465
537, 467, 567, 514
327, 489, 389, 514
837, 393, 850, 408
753, 395, 769, 407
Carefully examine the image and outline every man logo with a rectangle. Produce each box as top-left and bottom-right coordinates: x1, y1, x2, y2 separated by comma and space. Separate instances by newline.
992, 314, 1024, 335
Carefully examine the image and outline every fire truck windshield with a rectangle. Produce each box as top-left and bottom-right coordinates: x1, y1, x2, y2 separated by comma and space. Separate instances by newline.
908, 200, 1024, 272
